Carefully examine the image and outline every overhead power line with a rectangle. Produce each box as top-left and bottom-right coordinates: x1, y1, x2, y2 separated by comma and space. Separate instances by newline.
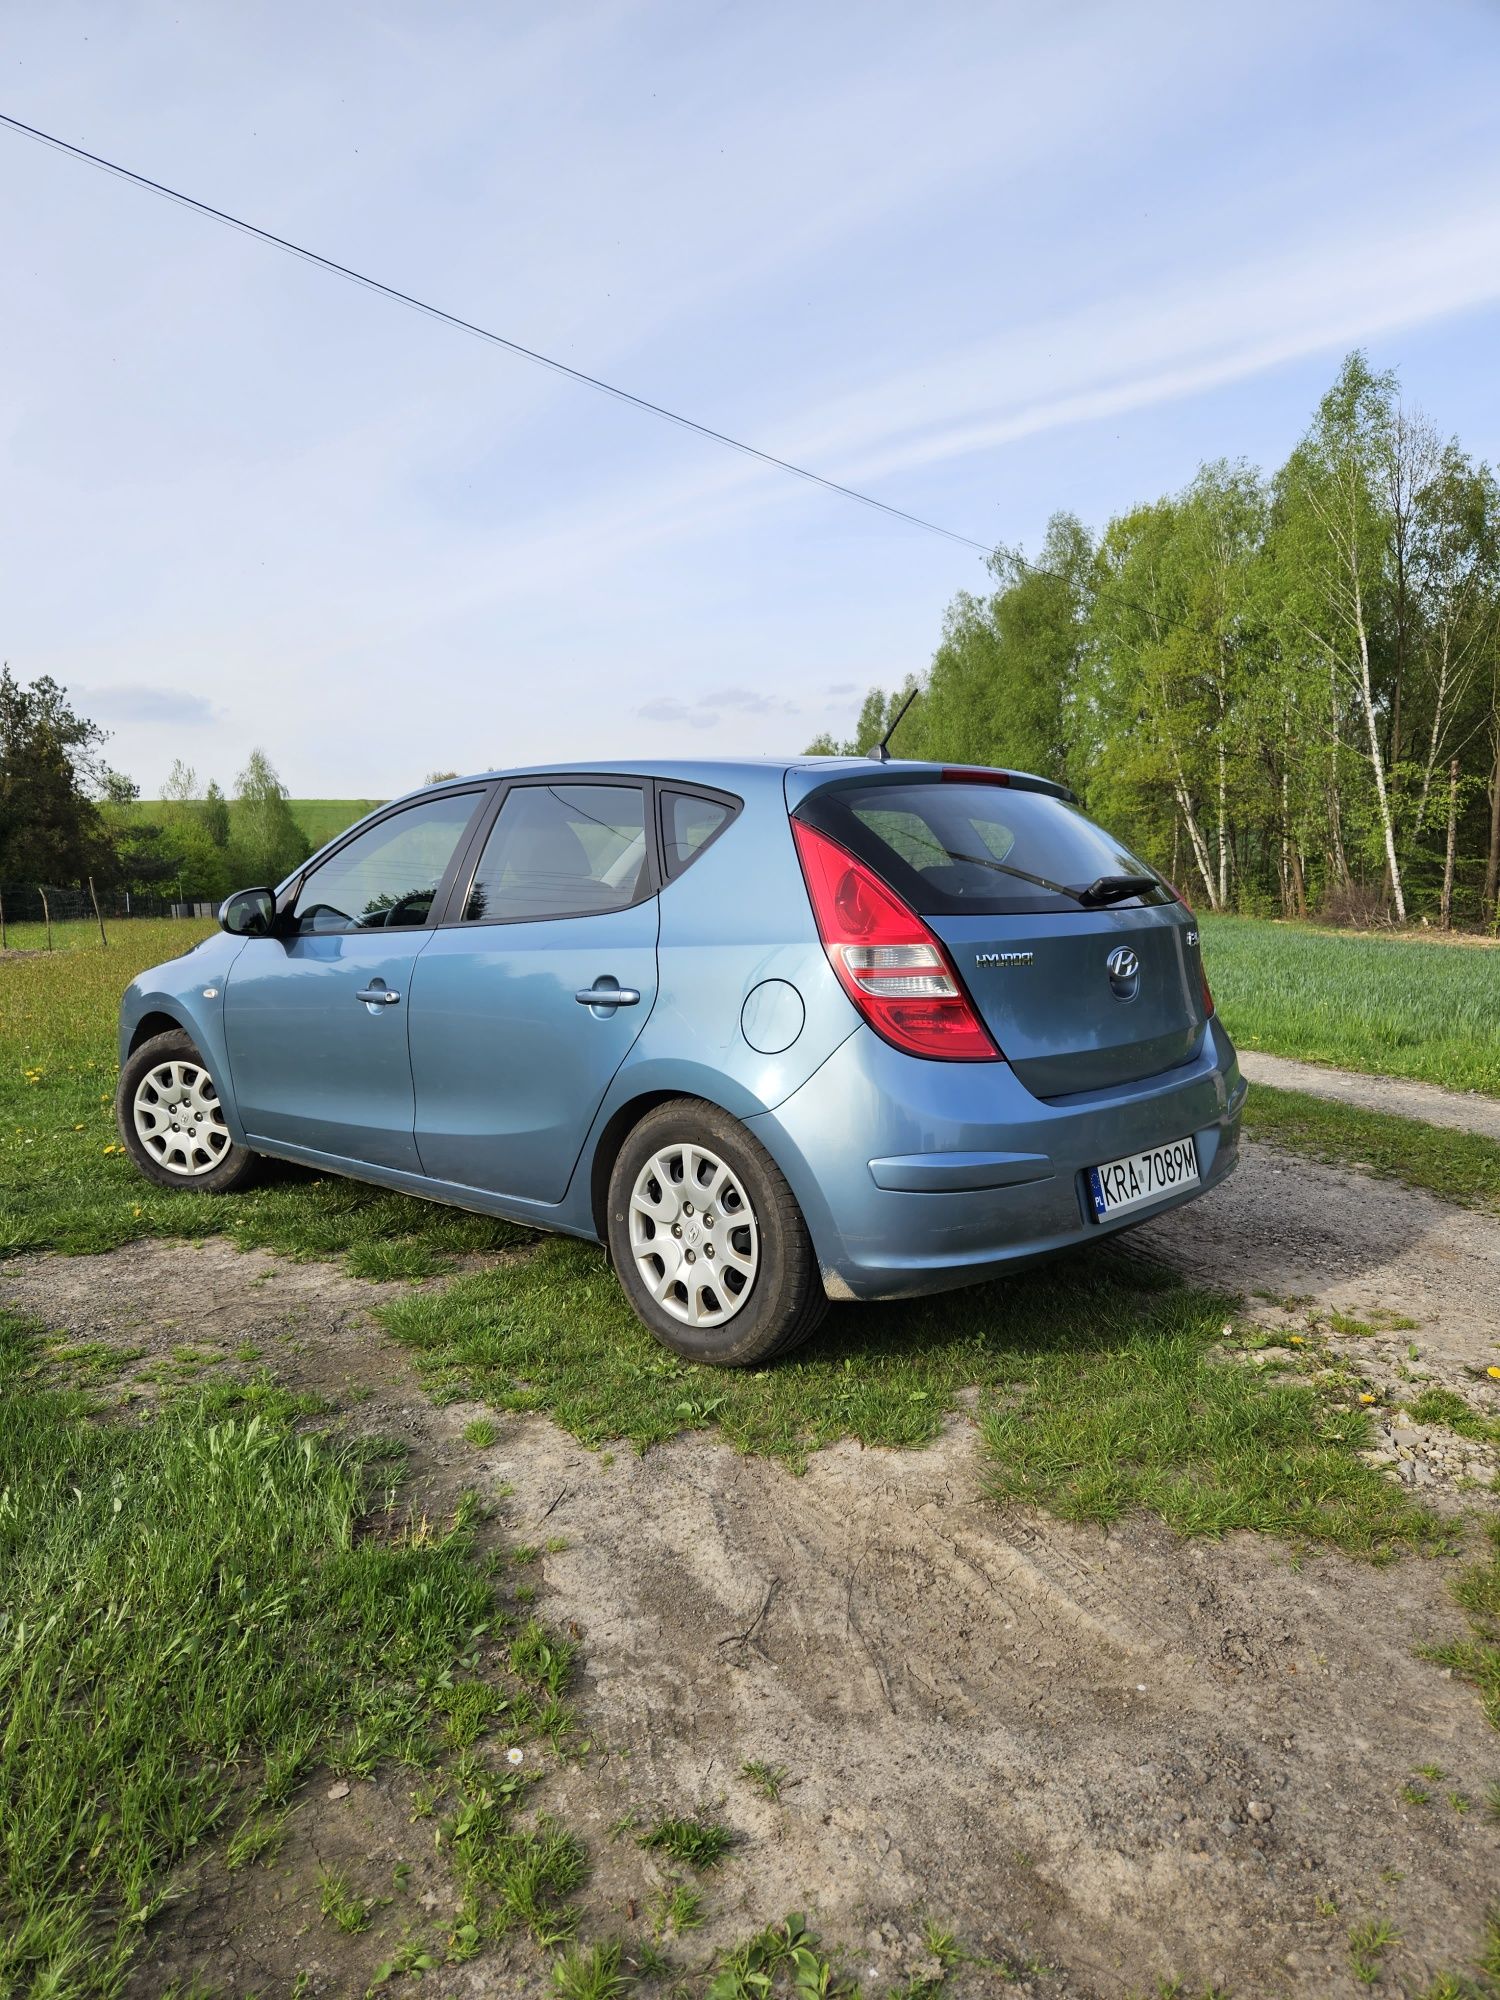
0, 109, 994, 557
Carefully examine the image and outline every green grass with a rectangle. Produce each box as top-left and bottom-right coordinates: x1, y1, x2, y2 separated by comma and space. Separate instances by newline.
1423, 1518, 1500, 1728
638, 1814, 735, 1869
1405, 1387, 1500, 1447
1201, 915, 1500, 1096
979, 1315, 1446, 1555
2, 916, 170, 954
280, 798, 385, 848
1417, 1912, 1500, 2000
380, 1235, 1443, 1556
1348, 1917, 1403, 1986
739, 1759, 789, 1802
1243, 1085, 1500, 1214
551, 1940, 629, 2000
0, 1309, 554, 1999
650, 1877, 707, 1938
0, 920, 532, 1268
708, 1914, 856, 2000
119, 796, 383, 853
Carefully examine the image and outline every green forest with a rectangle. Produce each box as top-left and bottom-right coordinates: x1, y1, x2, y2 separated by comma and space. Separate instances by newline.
812, 354, 1500, 929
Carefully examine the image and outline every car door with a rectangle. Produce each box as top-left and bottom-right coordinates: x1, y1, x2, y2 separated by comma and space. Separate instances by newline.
222, 788, 490, 1169
408, 777, 659, 1202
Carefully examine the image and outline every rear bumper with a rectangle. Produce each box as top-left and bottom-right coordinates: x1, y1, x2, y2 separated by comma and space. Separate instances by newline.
747, 1018, 1245, 1301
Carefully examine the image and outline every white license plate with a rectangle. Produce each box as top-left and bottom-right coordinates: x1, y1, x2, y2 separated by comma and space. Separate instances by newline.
1088, 1137, 1200, 1220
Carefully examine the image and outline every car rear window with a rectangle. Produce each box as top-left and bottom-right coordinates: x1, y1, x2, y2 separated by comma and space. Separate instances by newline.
794, 780, 1170, 916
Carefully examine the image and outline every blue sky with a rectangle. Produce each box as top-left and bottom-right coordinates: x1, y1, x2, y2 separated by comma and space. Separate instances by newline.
4, 0, 1500, 797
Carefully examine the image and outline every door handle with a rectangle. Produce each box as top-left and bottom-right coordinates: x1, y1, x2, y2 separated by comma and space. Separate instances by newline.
356, 987, 402, 1005
575, 985, 640, 1008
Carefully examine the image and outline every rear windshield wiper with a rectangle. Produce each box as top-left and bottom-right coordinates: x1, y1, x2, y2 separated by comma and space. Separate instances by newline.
944, 849, 1087, 902
927, 844, 1158, 909
1068, 873, 1159, 907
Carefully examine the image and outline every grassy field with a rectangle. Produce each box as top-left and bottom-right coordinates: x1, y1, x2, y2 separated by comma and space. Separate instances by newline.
5, 922, 1500, 1988
1244, 1087, 1500, 1214
0, 1310, 587, 1998
279, 796, 385, 847
122, 795, 382, 852
0, 919, 530, 1266
1202, 915, 1500, 1097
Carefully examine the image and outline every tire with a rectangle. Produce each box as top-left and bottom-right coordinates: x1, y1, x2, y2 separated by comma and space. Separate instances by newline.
116, 1029, 259, 1195
606, 1097, 828, 1367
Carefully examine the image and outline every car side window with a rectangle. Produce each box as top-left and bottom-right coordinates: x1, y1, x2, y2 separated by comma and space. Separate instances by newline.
291, 793, 481, 935
660, 789, 735, 877
463, 783, 649, 922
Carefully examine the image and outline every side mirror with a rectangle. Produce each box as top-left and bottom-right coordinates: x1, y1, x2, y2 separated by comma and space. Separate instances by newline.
219, 886, 278, 937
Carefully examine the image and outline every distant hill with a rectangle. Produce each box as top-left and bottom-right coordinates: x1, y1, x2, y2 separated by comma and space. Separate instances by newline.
279, 799, 385, 849
127, 798, 383, 851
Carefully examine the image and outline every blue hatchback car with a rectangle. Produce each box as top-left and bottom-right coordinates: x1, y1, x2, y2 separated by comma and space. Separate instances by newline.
117, 758, 1245, 1365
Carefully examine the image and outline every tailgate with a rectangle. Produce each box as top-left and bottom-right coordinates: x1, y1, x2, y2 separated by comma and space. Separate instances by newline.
926, 905, 1207, 1097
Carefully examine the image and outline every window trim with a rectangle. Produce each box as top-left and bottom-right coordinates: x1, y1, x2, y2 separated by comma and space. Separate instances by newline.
277, 785, 495, 936
435, 773, 662, 930
658, 782, 743, 881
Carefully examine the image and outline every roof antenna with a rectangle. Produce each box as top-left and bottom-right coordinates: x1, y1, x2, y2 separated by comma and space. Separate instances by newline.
867, 685, 919, 763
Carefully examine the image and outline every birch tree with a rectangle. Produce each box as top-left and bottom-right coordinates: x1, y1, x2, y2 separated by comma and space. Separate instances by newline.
1276, 356, 1408, 920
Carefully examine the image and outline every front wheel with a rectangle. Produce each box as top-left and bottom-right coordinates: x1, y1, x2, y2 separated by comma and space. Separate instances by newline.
116, 1029, 259, 1194
606, 1098, 827, 1366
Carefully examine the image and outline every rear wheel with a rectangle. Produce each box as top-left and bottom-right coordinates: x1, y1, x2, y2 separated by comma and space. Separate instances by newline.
116, 1029, 258, 1194
606, 1098, 827, 1366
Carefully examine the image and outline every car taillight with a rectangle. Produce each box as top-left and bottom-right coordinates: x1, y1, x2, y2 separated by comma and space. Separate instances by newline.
790, 820, 1000, 1062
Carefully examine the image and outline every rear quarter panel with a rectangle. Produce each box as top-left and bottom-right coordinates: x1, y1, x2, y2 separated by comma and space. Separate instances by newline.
593, 777, 858, 1125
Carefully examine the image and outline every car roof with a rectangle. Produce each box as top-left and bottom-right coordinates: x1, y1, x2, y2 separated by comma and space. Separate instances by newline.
406, 754, 1055, 796
369, 757, 1069, 820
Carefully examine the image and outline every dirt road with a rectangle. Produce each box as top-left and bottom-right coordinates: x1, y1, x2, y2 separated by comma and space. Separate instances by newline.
4, 1137, 1498, 1998
1237, 1049, 1500, 1142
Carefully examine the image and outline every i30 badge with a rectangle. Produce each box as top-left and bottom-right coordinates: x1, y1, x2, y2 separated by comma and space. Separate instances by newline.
1106, 944, 1140, 1000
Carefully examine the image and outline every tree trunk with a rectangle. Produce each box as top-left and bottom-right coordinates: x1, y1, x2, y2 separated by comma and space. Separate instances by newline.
1327, 664, 1350, 892
1413, 625, 1452, 843
1351, 572, 1407, 921
1173, 777, 1219, 909
1440, 758, 1459, 929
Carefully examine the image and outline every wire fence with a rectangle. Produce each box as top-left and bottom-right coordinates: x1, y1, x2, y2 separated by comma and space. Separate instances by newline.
0, 881, 218, 950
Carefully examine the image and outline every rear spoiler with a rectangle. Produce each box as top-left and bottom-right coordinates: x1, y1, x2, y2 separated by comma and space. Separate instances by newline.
784, 759, 1078, 811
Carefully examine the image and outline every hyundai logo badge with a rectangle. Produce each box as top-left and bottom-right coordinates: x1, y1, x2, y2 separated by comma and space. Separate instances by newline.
1106, 945, 1140, 999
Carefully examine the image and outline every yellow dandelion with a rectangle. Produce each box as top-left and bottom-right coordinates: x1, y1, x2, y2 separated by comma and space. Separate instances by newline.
1288, 1335, 1304, 1345
1488, 1366, 1500, 1381
1358, 1392, 1376, 1405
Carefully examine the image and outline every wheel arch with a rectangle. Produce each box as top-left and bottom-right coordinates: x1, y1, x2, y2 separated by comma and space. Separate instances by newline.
587, 1084, 785, 1243
128, 1009, 188, 1054
587, 1089, 683, 1243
